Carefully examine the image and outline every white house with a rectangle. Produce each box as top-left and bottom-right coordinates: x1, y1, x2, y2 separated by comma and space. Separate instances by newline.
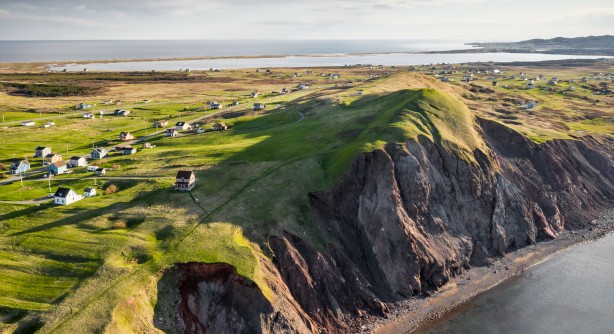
175, 122, 189, 131
69, 156, 87, 167
22, 121, 35, 126
53, 187, 83, 205
83, 187, 97, 197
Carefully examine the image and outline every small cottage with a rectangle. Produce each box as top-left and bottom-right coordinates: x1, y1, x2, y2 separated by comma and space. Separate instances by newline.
153, 120, 168, 128
121, 147, 137, 155
175, 122, 189, 131
83, 112, 94, 119
83, 187, 97, 197
250, 91, 260, 98
175, 170, 196, 191
44, 153, 62, 165
53, 187, 82, 205
166, 129, 178, 137
142, 142, 154, 149
49, 161, 68, 175
35, 146, 51, 158
69, 156, 87, 167
95, 168, 106, 176
210, 102, 223, 109
119, 132, 134, 141
91, 147, 107, 160
9, 160, 30, 174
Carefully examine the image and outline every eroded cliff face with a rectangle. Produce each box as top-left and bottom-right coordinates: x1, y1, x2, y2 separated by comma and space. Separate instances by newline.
269, 119, 613, 333
154, 262, 315, 334
159, 120, 614, 334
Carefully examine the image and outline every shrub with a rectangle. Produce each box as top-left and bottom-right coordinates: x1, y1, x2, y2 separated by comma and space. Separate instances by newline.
113, 221, 127, 229
105, 184, 119, 194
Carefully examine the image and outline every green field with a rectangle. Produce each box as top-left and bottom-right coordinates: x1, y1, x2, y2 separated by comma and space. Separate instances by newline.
0, 62, 612, 333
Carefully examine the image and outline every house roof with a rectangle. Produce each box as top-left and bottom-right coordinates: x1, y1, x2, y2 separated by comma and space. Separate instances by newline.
120, 131, 131, 136
52, 161, 67, 168
54, 187, 74, 198
84, 187, 95, 192
176, 122, 186, 126
36, 146, 49, 150
92, 147, 106, 153
45, 153, 59, 158
70, 156, 83, 160
11, 160, 29, 166
176, 170, 194, 179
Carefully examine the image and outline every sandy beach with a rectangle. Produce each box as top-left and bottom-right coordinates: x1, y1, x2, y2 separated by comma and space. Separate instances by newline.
366, 210, 614, 334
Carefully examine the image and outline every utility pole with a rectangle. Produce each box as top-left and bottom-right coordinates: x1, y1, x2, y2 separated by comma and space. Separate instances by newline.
20, 173, 23, 188
48, 177, 51, 193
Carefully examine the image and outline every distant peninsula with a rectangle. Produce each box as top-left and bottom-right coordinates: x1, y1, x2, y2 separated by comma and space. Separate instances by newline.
430, 35, 614, 56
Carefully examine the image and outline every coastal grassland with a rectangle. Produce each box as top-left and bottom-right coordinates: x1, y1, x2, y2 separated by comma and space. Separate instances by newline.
1, 63, 609, 333
452, 62, 613, 143
0, 71, 488, 333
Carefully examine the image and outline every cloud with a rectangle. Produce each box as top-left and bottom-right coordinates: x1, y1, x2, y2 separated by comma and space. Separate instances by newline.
1, 9, 117, 29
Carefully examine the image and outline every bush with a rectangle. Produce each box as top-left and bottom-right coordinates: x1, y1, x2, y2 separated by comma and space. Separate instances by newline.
113, 221, 127, 229
105, 184, 119, 195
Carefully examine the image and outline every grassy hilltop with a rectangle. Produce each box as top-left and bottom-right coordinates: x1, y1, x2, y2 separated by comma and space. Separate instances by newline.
0, 61, 612, 332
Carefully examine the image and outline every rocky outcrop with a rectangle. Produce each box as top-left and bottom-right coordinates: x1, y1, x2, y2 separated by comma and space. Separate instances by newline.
154, 262, 315, 334
269, 119, 614, 333
159, 120, 613, 333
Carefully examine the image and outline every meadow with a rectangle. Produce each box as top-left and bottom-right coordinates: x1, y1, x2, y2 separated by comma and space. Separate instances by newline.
0, 60, 611, 333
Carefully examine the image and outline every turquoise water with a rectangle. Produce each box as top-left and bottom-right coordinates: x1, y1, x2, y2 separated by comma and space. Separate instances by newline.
415, 233, 614, 334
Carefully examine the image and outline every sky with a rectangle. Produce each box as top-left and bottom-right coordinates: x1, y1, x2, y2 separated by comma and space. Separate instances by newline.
0, 0, 612, 41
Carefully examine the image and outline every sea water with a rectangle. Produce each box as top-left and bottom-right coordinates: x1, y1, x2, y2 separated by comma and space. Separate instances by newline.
0, 39, 473, 62
415, 232, 614, 334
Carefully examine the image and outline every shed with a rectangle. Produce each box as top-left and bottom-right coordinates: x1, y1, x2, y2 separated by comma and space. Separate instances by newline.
84, 187, 97, 197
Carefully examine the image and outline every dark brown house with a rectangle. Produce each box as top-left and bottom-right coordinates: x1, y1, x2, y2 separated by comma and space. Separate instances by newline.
175, 170, 196, 191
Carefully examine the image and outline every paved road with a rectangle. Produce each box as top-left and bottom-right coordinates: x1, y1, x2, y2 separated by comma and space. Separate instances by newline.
0, 167, 48, 186
0, 196, 54, 205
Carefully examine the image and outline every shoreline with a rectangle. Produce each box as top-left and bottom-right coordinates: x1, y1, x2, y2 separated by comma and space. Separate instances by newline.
368, 210, 614, 334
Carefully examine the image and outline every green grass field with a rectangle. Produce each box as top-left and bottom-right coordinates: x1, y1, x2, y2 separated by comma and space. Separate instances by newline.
0, 63, 611, 333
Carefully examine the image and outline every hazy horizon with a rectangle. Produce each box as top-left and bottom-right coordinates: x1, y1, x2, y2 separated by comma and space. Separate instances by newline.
0, 0, 612, 41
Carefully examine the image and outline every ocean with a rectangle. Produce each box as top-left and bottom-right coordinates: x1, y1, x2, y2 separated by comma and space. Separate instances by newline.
415, 232, 614, 334
1, 40, 608, 70
0, 39, 474, 63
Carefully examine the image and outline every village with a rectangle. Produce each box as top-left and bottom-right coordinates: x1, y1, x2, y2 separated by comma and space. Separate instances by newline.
0, 62, 611, 208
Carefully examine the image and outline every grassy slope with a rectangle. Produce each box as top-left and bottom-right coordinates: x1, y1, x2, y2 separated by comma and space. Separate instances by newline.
0, 73, 487, 333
